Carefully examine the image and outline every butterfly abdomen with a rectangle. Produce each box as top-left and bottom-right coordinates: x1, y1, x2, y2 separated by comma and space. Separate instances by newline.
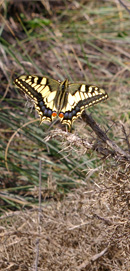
54, 79, 69, 111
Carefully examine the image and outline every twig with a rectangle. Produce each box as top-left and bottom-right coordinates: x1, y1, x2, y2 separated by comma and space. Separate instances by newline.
33, 160, 42, 271
81, 111, 130, 161
121, 123, 130, 152
118, 0, 130, 15
93, 214, 112, 226
77, 247, 108, 270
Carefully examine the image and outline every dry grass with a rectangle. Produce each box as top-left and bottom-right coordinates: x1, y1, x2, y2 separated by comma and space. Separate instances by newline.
0, 0, 130, 270
0, 169, 129, 271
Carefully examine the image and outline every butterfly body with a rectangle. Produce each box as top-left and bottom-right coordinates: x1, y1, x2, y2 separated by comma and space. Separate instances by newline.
14, 75, 108, 129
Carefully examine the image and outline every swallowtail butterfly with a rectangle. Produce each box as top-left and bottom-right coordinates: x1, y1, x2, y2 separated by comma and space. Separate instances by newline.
14, 75, 108, 129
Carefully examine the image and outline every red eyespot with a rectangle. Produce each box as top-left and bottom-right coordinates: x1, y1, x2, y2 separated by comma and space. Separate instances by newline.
52, 112, 57, 117
59, 113, 64, 118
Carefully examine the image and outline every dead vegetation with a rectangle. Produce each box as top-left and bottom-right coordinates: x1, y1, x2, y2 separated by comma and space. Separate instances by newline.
0, 169, 129, 271
0, 0, 130, 270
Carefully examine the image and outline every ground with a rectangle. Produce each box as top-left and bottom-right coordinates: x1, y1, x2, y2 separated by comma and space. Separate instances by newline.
0, 1, 130, 270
